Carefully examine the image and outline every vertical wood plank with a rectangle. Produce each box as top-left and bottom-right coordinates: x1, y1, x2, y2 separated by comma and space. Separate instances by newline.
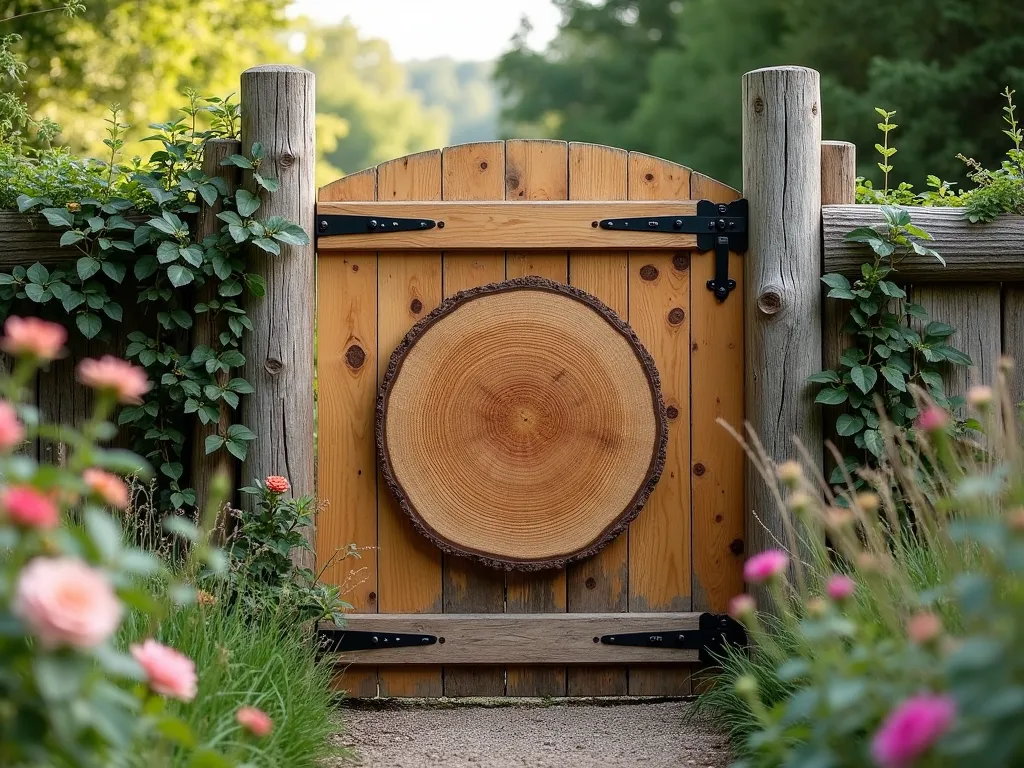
504, 139, 570, 697
1003, 287, 1024, 405
376, 151, 444, 697
625, 152, 693, 696
566, 143, 630, 697
317, 167, 379, 699
440, 141, 508, 697
690, 172, 745, 614
913, 284, 1002, 405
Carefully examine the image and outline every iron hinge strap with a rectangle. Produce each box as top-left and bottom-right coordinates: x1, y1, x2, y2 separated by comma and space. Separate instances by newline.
599, 199, 749, 303
316, 629, 437, 653
316, 215, 437, 236
599, 612, 747, 664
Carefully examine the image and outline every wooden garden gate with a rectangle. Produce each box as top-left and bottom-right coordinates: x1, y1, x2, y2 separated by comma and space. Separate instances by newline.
314, 140, 745, 697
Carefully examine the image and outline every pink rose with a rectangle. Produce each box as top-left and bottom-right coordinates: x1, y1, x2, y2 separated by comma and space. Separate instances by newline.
743, 549, 789, 583
915, 406, 949, 433
871, 693, 956, 768
729, 594, 756, 619
0, 400, 25, 451
2, 486, 60, 529
826, 574, 856, 601
1, 316, 67, 360
131, 639, 198, 701
236, 706, 273, 737
265, 475, 290, 494
13, 557, 122, 648
83, 468, 129, 509
76, 356, 151, 404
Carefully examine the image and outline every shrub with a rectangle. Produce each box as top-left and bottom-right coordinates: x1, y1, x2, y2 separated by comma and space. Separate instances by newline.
707, 367, 1024, 767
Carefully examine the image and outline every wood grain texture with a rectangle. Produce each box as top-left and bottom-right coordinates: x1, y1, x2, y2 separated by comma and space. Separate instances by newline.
317, 201, 705, 251
239, 65, 317, 569
190, 139, 241, 522
0, 213, 80, 266
564, 143, 631, 698
627, 152, 693, 696
327, 613, 703, 665
912, 284, 1001, 404
823, 207, 1024, 280
375, 150, 444, 697
1003, 287, 1024, 405
742, 67, 822, 603
440, 141, 507, 697
820, 141, 857, 473
504, 139, 570, 697
316, 167, 379, 698
689, 172, 745, 616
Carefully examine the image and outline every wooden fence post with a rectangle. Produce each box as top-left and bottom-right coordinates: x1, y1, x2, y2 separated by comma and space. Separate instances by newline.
741, 66, 822, 586
191, 138, 241, 521
239, 65, 317, 551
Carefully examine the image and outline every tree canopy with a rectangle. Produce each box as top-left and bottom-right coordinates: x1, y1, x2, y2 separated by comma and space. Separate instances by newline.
496, 0, 1024, 189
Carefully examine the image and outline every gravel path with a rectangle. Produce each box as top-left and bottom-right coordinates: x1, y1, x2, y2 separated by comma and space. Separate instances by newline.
329, 698, 731, 768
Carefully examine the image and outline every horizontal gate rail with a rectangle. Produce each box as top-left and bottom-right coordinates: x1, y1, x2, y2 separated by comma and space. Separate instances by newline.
318, 612, 744, 665
316, 200, 718, 250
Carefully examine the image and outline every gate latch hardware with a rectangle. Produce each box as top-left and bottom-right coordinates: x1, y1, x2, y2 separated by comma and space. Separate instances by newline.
316, 629, 437, 654
599, 199, 748, 302
600, 612, 747, 664
317, 215, 437, 237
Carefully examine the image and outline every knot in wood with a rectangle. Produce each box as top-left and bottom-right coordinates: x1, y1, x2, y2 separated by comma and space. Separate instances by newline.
639, 264, 659, 281
279, 152, 296, 168
756, 289, 783, 315
480, 161, 488, 170
410, 298, 424, 314
264, 357, 284, 375
667, 307, 686, 325
812, 102, 819, 116
505, 173, 520, 189
666, 405, 679, 421
345, 344, 366, 370
644, 173, 654, 182
753, 96, 765, 115
693, 462, 706, 477
585, 577, 597, 589
672, 253, 690, 272
729, 538, 744, 556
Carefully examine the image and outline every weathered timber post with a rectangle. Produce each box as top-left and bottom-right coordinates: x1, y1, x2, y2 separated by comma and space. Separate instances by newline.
191, 138, 241, 523
820, 141, 857, 472
741, 66, 822, 589
239, 65, 317, 557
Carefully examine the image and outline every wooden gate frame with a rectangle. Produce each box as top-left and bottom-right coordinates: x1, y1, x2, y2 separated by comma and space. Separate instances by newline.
237, 64, 826, 696
314, 140, 745, 697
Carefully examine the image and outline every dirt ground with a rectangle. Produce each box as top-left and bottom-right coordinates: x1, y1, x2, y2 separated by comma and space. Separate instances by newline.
329, 698, 732, 768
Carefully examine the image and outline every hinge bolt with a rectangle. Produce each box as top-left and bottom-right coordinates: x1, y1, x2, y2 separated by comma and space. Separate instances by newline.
707, 221, 715, 231
717, 218, 726, 231
678, 634, 685, 642
648, 220, 658, 228
371, 635, 379, 644
674, 219, 683, 229
368, 219, 378, 229
318, 220, 328, 232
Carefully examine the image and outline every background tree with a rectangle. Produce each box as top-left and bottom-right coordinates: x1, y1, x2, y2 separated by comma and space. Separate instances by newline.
496, 0, 1024, 189
3, 0, 290, 155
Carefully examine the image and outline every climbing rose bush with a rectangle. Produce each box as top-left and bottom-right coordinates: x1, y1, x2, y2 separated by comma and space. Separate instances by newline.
727, 362, 1024, 768
0, 316, 255, 767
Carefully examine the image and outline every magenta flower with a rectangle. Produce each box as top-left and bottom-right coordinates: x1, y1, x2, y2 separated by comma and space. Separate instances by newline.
871, 693, 956, 768
729, 594, 756, 619
743, 549, 789, 583
826, 574, 856, 601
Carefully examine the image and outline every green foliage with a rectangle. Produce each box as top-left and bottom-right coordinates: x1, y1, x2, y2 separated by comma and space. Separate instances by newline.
118, 579, 342, 768
225, 480, 352, 626
813, 204, 970, 480
496, 0, 1024, 190
960, 88, 1024, 223
0, 330, 239, 767
0, 95, 309, 515
717, 377, 1024, 768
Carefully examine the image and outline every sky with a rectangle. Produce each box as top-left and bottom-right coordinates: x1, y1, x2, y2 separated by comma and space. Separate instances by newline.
287, 0, 562, 61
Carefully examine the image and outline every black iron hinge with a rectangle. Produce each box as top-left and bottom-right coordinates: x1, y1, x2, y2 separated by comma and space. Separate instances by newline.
316, 629, 437, 654
600, 612, 747, 664
599, 199, 748, 302
317, 215, 437, 236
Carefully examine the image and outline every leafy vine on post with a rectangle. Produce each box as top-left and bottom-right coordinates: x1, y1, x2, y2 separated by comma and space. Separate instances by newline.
811, 110, 972, 483
0, 94, 309, 514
